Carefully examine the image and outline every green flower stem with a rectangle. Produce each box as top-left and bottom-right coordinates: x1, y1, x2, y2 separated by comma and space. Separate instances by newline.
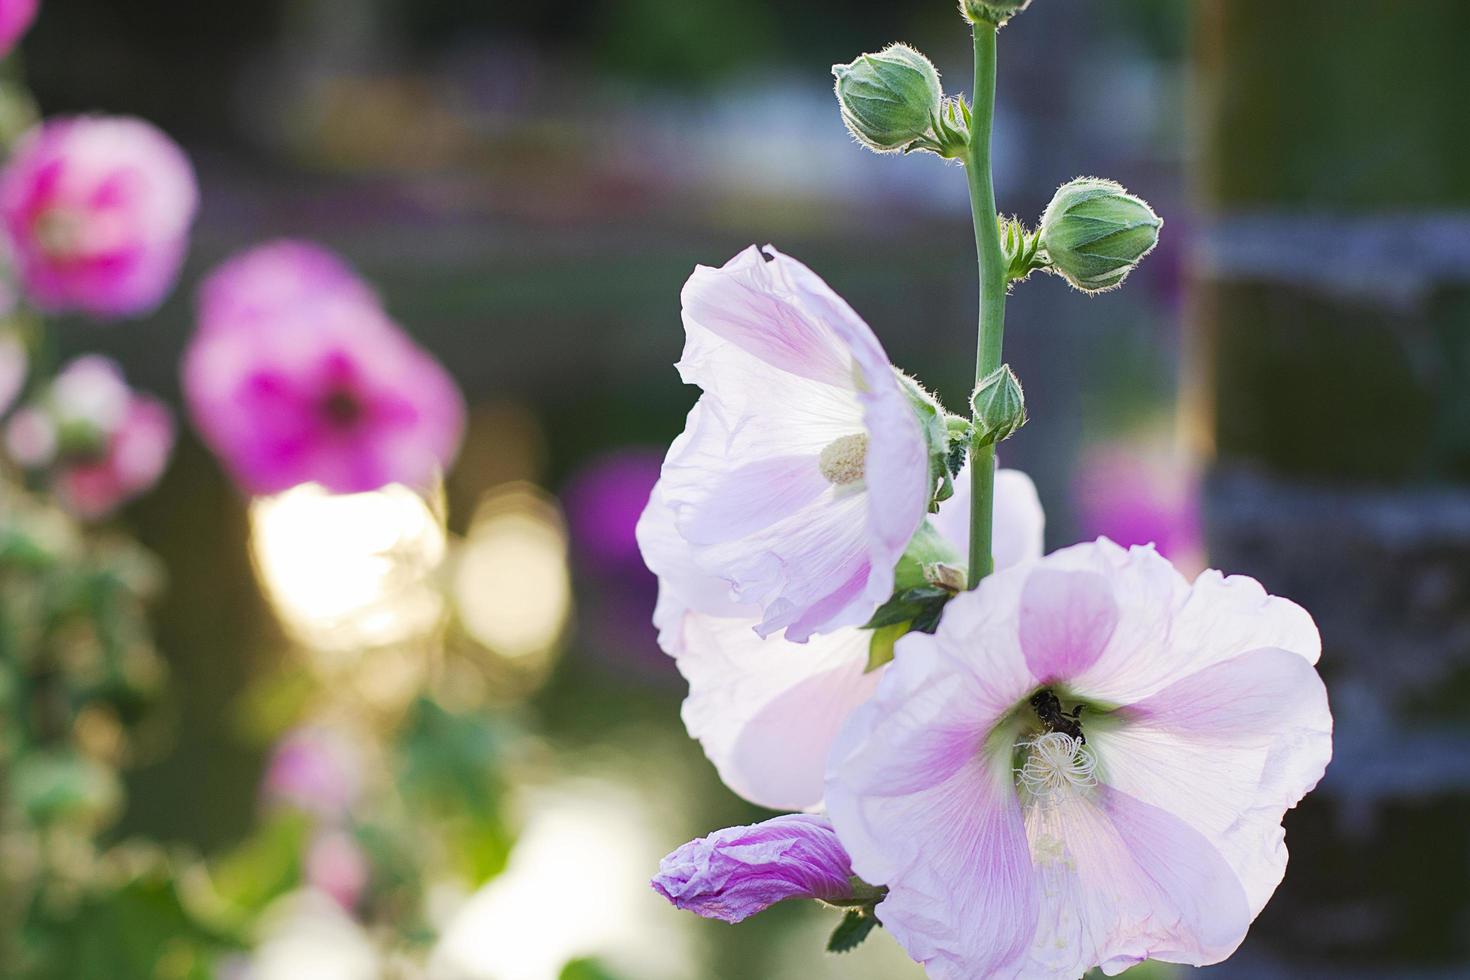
964, 21, 1008, 589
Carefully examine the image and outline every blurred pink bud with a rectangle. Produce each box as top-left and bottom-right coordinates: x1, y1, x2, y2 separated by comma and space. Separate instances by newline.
0, 0, 37, 59
262, 726, 364, 819
183, 243, 464, 495
4, 404, 54, 466
306, 830, 370, 912
54, 394, 174, 519
50, 354, 130, 434
0, 115, 198, 319
197, 238, 379, 334
652, 814, 857, 924
1074, 441, 1204, 575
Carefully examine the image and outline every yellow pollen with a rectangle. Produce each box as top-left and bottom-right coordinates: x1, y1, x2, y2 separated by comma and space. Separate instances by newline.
818, 433, 869, 486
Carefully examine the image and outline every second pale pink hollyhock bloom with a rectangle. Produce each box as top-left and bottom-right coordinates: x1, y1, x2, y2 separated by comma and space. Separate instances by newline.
638, 461, 1044, 812
658, 245, 931, 643
0, 0, 37, 59
182, 242, 464, 495
0, 116, 198, 318
54, 393, 174, 519
825, 539, 1332, 979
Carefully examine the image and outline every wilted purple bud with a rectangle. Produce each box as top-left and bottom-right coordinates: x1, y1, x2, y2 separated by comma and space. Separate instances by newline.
652, 814, 856, 924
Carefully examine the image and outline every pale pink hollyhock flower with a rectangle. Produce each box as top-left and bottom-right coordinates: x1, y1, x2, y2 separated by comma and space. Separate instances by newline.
182, 256, 464, 495
262, 726, 364, 819
306, 830, 370, 912
0, 116, 198, 318
637, 462, 1043, 812
54, 393, 174, 519
652, 814, 856, 924
197, 239, 379, 335
0, 0, 37, 59
657, 245, 930, 643
825, 539, 1332, 979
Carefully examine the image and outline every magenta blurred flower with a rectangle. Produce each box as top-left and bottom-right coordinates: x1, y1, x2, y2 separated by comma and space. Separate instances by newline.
824, 539, 1332, 979
262, 725, 364, 819
638, 464, 1043, 812
652, 814, 856, 924
0, 0, 37, 59
0, 116, 198, 318
563, 449, 663, 570
1075, 440, 1203, 572
654, 245, 930, 643
4, 354, 174, 518
306, 830, 370, 912
183, 243, 464, 495
197, 238, 379, 334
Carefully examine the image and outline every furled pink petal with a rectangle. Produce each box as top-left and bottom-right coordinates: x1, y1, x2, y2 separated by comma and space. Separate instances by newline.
0, 115, 197, 319
182, 248, 464, 496
652, 814, 856, 924
661, 245, 929, 642
932, 464, 1045, 571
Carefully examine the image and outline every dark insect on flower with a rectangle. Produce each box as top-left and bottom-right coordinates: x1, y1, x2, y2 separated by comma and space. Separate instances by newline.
1029, 689, 1085, 744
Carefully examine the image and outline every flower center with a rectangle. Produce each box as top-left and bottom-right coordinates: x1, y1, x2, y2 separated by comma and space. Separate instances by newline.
1016, 731, 1097, 803
818, 433, 868, 486
35, 209, 86, 259
320, 389, 364, 428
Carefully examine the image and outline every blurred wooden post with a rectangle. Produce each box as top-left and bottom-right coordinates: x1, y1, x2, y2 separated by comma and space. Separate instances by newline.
1192, 0, 1470, 968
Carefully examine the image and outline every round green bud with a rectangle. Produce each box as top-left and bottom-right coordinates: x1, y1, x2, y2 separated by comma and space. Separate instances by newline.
970, 364, 1026, 447
832, 44, 944, 154
1038, 177, 1163, 293
960, 0, 1033, 26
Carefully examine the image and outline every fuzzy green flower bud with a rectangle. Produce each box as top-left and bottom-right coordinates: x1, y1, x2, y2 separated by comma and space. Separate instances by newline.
970, 364, 1026, 447
1039, 177, 1162, 293
960, 0, 1033, 26
833, 44, 944, 154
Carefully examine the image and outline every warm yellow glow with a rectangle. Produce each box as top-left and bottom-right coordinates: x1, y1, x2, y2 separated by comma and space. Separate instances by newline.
429, 781, 692, 980
452, 485, 571, 661
249, 482, 447, 654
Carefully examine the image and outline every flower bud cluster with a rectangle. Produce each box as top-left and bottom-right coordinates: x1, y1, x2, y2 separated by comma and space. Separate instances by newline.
960, 0, 1034, 26
833, 45, 967, 159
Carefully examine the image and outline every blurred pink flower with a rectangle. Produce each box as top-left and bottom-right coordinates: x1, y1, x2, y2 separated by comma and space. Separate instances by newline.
0, 116, 197, 318
4, 354, 174, 518
183, 243, 464, 495
638, 464, 1043, 811
54, 393, 174, 519
262, 726, 364, 820
0, 0, 37, 59
306, 830, 370, 912
197, 238, 379, 334
825, 539, 1331, 979
652, 814, 856, 924
654, 245, 930, 643
1074, 440, 1203, 573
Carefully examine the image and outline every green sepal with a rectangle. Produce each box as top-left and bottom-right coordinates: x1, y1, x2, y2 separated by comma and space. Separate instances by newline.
867, 621, 907, 672
827, 908, 882, 954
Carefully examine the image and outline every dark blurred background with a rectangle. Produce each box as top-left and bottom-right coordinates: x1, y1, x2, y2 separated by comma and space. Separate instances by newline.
21, 0, 1470, 976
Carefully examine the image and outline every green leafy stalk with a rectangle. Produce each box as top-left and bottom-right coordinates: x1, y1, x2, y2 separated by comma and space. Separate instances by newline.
963, 22, 1009, 589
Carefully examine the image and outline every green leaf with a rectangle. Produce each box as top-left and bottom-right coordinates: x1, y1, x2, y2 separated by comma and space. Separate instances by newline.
827, 909, 881, 954
559, 958, 627, 980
